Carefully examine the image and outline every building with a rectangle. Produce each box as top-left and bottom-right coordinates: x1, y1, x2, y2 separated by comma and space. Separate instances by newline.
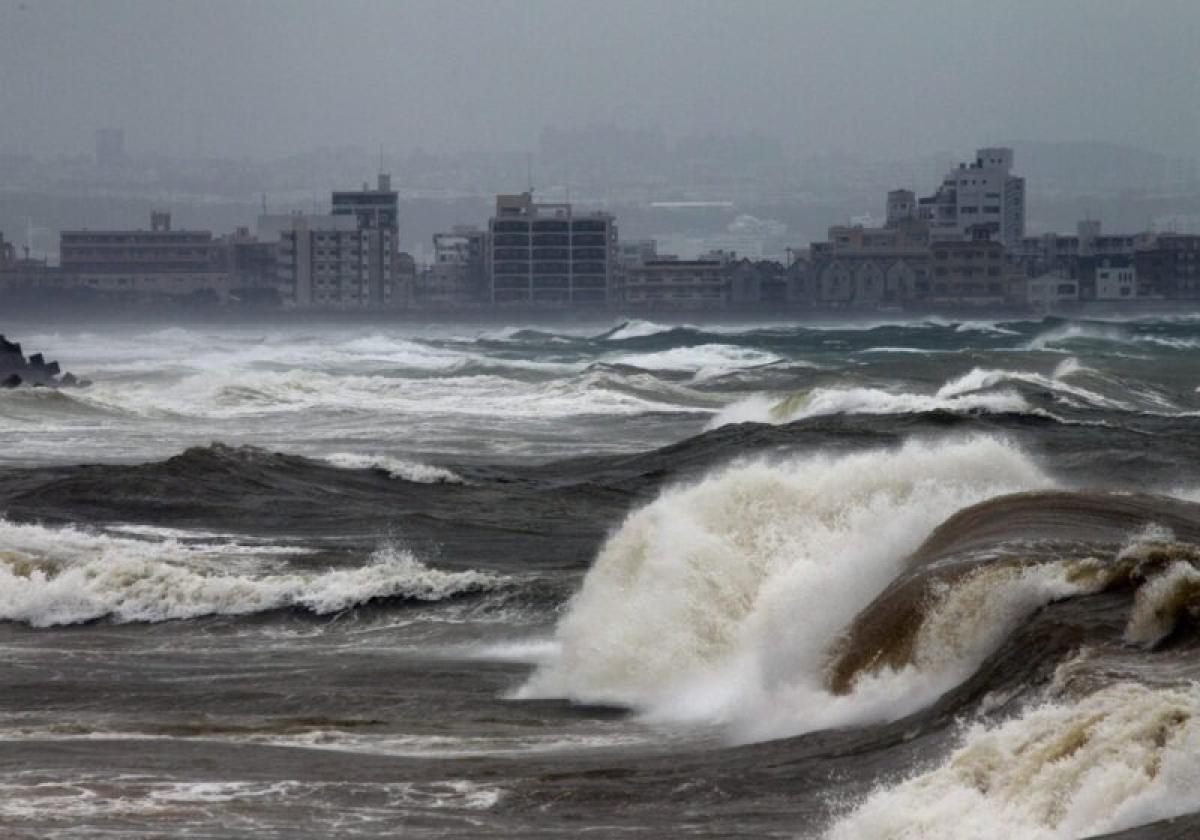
1026, 271, 1079, 310
488, 192, 617, 306
265, 214, 365, 308
617, 239, 658, 268
804, 194, 931, 309
918, 147, 1025, 249
927, 240, 1018, 306
1095, 261, 1137, 300
422, 226, 489, 305
619, 252, 730, 309
220, 227, 280, 305
1136, 233, 1200, 299
0, 232, 12, 269
58, 212, 232, 299
332, 174, 400, 307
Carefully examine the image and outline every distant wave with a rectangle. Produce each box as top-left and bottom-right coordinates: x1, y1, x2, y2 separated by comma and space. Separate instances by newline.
599, 319, 684, 341
0, 520, 502, 626
704, 356, 1167, 428
322, 452, 464, 484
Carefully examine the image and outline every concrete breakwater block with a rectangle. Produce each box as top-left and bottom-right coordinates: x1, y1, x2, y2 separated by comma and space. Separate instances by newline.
0, 335, 90, 388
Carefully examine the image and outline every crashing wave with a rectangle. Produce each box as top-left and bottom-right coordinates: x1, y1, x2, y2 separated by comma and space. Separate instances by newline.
519, 436, 1053, 736
0, 519, 501, 626
826, 682, 1200, 839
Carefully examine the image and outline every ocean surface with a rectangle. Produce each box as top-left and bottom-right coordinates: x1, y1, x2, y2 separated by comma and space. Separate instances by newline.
2, 314, 1200, 838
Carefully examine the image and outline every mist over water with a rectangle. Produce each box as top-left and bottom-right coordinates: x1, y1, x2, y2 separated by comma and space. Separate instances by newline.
4, 314, 1200, 837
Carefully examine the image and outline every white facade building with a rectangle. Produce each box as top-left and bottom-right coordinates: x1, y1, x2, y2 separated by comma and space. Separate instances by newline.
919, 147, 1026, 250
1095, 264, 1137, 300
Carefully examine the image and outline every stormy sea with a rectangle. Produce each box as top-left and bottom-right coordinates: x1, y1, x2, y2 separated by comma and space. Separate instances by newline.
3, 314, 1200, 839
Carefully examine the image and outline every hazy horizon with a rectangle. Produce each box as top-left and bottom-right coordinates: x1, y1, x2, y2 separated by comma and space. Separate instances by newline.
2, 0, 1198, 162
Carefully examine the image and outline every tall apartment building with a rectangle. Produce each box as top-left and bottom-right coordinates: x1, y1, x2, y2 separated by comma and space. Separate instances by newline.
59, 212, 231, 298
488, 192, 617, 305
332, 174, 400, 306
918, 147, 1025, 250
263, 214, 366, 308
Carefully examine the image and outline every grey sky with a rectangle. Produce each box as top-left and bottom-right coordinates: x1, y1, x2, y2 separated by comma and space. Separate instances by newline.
1, 0, 1198, 160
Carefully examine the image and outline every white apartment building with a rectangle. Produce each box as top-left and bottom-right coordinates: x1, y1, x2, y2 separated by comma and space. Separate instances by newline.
919, 147, 1026, 250
1095, 263, 1138, 300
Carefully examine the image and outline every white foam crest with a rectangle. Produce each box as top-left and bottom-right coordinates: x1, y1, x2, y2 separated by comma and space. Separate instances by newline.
826, 682, 1200, 840
954, 320, 1020, 336
0, 775, 503, 821
0, 520, 500, 626
1024, 322, 1132, 351
603, 319, 682, 341
707, 385, 1032, 428
74, 366, 687, 421
608, 344, 782, 380
322, 452, 464, 484
519, 436, 1053, 737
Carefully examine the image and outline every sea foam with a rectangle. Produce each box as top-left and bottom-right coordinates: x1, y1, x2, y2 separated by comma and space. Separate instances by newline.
0, 520, 500, 626
519, 436, 1054, 737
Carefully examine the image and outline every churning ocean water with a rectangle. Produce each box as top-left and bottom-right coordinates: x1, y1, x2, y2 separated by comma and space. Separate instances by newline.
2, 314, 1200, 838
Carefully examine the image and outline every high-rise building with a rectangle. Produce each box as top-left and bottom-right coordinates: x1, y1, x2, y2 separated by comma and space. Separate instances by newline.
332, 174, 400, 306
488, 192, 617, 306
918, 147, 1025, 250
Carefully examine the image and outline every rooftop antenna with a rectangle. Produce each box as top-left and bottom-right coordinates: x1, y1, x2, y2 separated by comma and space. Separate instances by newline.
527, 153, 534, 197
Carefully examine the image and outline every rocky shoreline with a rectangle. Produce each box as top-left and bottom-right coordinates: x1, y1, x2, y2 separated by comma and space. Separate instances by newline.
0, 335, 89, 388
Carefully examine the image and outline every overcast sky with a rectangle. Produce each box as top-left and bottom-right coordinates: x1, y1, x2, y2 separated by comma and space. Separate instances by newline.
1, 0, 1198, 160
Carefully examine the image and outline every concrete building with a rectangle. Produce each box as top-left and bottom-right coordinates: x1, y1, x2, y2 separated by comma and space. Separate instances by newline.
619, 252, 730, 309
417, 226, 489, 305
1027, 272, 1079, 310
1095, 261, 1137, 300
618, 239, 659, 268
805, 197, 931, 309
58, 212, 232, 299
264, 214, 366, 308
332, 174, 400, 307
927, 240, 1018, 306
918, 147, 1025, 249
488, 192, 617, 306
1136, 233, 1200, 299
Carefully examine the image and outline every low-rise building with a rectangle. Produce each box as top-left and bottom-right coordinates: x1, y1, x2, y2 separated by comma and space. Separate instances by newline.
926, 240, 1019, 306
1094, 260, 1138, 300
58, 212, 233, 300
619, 252, 730, 309
1027, 271, 1079, 310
